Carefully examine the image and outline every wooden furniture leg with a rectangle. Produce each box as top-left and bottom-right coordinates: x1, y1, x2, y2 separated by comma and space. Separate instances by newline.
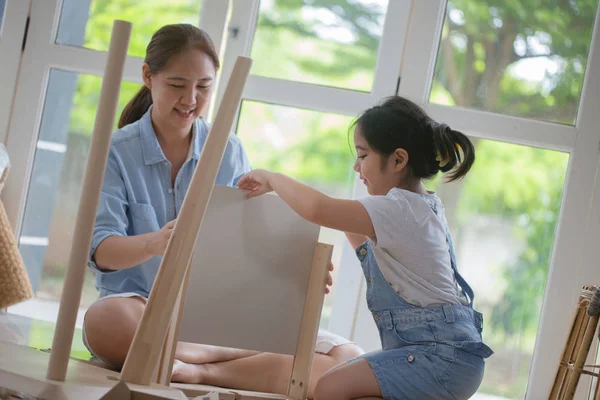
120, 56, 252, 385
288, 243, 333, 399
155, 256, 193, 385
46, 20, 131, 382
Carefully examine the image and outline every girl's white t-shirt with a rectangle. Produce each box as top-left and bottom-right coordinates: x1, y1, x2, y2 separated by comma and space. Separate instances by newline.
358, 188, 469, 307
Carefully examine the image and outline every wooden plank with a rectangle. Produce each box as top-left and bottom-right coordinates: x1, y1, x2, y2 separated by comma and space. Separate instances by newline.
47, 20, 131, 382
287, 243, 333, 399
121, 56, 252, 385
179, 186, 320, 355
156, 258, 193, 385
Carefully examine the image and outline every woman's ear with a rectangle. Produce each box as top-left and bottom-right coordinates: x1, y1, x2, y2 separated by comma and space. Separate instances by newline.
142, 63, 152, 89
392, 148, 409, 172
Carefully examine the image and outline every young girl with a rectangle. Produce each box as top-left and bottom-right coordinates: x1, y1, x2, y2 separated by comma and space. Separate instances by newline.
84, 23, 362, 396
237, 96, 494, 400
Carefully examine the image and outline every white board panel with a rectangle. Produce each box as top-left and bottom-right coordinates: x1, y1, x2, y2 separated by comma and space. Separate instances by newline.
179, 185, 320, 355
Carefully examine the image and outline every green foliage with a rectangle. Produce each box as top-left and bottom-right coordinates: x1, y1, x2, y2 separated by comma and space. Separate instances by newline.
435, 0, 597, 123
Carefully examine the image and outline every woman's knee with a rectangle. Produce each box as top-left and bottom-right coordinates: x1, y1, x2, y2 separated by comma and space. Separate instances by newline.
84, 297, 145, 366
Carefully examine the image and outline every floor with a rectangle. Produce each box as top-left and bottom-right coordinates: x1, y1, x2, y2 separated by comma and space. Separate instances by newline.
0, 309, 91, 360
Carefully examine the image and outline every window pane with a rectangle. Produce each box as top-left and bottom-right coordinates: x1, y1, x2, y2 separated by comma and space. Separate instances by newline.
250, 0, 388, 92
0, 0, 5, 34
18, 69, 141, 315
56, 0, 203, 58
430, 0, 599, 125
237, 100, 356, 326
432, 140, 568, 399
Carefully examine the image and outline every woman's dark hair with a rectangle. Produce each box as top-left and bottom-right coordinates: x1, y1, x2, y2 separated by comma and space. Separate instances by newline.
118, 24, 220, 128
351, 96, 475, 182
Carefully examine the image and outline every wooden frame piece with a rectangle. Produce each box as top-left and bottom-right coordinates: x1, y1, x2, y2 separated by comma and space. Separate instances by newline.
121, 56, 252, 385
550, 285, 600, 400
155, 257, 193, 385
46, 19, 132, 382
288, 243, 333, 399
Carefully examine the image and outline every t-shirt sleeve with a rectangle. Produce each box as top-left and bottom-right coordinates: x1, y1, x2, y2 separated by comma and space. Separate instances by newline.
358, 191, 410, 249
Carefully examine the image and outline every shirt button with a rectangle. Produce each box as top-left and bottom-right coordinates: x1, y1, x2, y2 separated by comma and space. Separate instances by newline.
360, 248, 367, 256
374, 314, 379, 321
366, 277, 371, 284
407, 354, 414, 363
168, 188, 174, 194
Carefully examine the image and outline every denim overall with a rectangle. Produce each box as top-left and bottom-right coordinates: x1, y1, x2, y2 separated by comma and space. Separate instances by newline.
354, 195, 493, 400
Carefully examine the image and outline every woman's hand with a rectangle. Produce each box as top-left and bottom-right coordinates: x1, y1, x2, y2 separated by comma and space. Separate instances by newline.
145, 219, 176, 257
236, 169, 275, 198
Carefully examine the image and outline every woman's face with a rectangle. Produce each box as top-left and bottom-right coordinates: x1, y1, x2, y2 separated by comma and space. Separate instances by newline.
143, 48, 217, 135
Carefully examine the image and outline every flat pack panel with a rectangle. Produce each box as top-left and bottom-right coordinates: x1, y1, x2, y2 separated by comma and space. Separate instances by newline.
179, 186, 320, 355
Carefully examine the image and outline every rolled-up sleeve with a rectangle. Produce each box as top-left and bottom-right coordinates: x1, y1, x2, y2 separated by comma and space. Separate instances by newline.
88, 150, 128, 271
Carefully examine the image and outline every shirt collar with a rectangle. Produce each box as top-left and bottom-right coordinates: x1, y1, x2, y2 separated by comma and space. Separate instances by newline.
140, 105, 201, 165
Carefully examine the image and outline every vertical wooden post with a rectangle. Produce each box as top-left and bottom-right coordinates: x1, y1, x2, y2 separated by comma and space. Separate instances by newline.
46, 20, 131, 382
120, 56, 252, 385
288, 243, 333, 399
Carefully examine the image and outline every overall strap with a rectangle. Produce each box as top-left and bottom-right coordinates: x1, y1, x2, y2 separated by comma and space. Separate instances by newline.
420, 194, 475, 305
445, 231, 475, 305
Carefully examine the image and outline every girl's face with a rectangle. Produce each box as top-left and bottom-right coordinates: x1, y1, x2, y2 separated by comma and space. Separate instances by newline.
353, 127, 408, 196
143, 48, 216, 135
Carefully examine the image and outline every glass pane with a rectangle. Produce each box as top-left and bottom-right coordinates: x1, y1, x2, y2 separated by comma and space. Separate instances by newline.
251, 0, 389, 92
431, 140, 568, 399
0, 0, 5, 34
18, 69, 141, 326
430, 0, 599, 125
237, 100, 356, 326
56, 0, 203, 58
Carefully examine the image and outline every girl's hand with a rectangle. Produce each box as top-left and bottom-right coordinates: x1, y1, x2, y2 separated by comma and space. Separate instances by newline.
236, 169, 275, 198
326, 262, 334, 294
146, 219, 176, 256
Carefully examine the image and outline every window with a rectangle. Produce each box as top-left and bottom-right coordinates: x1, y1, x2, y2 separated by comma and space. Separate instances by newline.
431, 0, 599, 125
56, 0, 203, 58
0, 0, 6, 34
18, 69, 140, 309
250, 0, 389, 91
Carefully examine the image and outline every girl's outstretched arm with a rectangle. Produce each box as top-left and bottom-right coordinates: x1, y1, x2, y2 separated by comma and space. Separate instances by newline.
237, 169, 375, 238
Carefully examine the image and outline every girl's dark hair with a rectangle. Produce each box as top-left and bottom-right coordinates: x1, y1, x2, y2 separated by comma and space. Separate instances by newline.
118, 24, 220, 128
351, 96, 475, 182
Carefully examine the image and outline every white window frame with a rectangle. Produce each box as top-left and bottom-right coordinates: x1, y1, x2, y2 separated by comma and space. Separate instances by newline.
0, 0, 30, 145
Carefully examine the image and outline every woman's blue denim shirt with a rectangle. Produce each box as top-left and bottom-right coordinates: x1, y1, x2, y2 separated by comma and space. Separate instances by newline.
88, 107, 251, 297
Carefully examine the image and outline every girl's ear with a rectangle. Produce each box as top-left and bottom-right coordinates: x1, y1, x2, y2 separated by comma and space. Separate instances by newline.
142, 63, 153, 89
391, 148, 409, 172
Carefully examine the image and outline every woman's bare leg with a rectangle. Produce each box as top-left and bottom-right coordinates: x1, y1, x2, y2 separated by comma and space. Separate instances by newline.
170, 343, 364, 399
85, 296, 363, 398
175, 342, 259, 364
84, 297, 258, 367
